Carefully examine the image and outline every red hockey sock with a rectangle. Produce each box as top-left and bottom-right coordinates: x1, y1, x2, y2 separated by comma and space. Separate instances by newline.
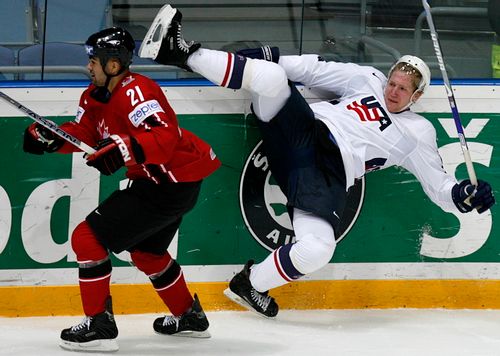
155, 269, 193, 316
79, 272, 111, 316
72, 221, 111, 316
131, 250, 193, 316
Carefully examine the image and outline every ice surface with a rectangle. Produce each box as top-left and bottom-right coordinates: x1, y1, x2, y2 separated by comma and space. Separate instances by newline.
1, 309, 500, 355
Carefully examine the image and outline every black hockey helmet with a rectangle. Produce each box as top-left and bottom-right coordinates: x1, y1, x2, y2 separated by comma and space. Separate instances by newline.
85, 27, 135, 70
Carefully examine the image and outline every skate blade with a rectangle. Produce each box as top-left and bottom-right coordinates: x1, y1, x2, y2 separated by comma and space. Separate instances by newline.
223, 288, 276, 319
59, 338, 119, 353
155, 329, 211, 338
138, 4, 177, 58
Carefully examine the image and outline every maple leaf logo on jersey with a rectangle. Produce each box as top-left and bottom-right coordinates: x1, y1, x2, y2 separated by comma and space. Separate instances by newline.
97, 119, 110, 139
121, 75, 135, 87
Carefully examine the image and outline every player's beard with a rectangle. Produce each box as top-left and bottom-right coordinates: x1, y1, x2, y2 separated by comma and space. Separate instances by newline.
90, 75, 112, 103
91, 72, 106, 87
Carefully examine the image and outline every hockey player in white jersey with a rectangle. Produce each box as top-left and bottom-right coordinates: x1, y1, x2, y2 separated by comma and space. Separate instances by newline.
139, 4, 495, 318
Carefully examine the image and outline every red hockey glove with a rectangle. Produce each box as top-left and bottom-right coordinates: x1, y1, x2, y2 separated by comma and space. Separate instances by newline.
86, 134, 145, 175
23, 122, 64, 154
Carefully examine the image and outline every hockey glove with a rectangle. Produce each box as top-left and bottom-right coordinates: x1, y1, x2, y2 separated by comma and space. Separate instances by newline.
23, 122, 64, 155
86, 134, 145, 175
236, 46, 280, 63
452, 179, 495, 214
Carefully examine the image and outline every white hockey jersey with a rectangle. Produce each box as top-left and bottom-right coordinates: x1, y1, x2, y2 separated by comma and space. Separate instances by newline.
279, 55, 457, 213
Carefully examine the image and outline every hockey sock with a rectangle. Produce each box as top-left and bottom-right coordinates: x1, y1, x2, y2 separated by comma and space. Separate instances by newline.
250, 243, 304, 293
236, 46, 280, 63
78, 259, 112, 316
250, 209, 336, 293
131, 250, 193, 316
71, 221, 111, 316
187, 48, 247, 89
188, 48, 290, 122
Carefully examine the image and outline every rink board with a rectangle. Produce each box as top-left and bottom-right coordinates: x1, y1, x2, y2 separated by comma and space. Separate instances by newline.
2, 280, 500, 317
0, 83, 498, 316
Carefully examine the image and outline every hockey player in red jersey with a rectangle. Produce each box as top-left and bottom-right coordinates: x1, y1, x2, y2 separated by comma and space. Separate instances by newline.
23, 27, 220, 352
139, 5, 495, 319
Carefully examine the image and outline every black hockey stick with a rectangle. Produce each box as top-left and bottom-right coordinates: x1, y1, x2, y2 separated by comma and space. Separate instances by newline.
421, 0, 478, 186
0, 91, 95, 155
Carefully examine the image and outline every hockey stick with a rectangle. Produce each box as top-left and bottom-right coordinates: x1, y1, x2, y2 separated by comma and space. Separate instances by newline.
421, 0, 478, 186
0, 91, 95, 155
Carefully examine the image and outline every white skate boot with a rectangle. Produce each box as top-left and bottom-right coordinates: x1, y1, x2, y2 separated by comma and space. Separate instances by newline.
138, 4, 200, 70
138, 4, 177, 60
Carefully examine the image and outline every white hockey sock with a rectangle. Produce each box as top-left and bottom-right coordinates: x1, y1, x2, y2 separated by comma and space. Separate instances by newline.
188, 48, 246, 89
187, 48, 290, 121
249, 248, 294, 293
250, 209, 336, 293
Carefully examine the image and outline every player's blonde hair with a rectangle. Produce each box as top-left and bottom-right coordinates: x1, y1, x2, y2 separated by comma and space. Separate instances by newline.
391, 62, 423, 92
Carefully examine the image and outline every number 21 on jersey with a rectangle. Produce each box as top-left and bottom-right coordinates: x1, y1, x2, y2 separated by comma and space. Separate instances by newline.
126, 85, 145, 106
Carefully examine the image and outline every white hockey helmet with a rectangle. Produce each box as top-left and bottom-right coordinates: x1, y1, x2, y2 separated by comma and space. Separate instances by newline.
389, 55, 431, 93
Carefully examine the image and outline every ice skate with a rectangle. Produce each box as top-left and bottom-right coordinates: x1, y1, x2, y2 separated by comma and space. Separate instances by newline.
138, 4, 200, 70
153, 293, 211, 338
224, 260, 279, 318
59, 297, 119, 352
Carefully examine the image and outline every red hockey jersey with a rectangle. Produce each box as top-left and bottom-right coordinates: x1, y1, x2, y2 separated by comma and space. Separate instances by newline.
59, 72, 220, 183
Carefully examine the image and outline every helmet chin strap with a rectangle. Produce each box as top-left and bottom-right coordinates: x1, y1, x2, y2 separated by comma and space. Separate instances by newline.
90, 64, 125, 103
90, 76, 112, 103
394, 90, 421, 113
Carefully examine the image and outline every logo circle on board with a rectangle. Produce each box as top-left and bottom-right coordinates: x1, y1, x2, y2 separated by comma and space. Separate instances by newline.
239, 141, 365, 252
